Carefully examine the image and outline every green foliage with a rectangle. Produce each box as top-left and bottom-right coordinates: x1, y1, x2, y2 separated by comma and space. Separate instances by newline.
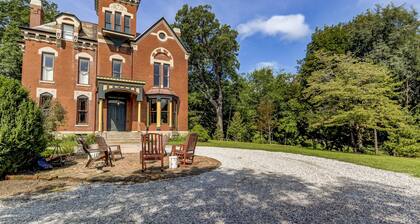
174, 4, 240, 137
0, 0, 59, 79
305, 53, 413, 151
43, 100, 66, 134
227, 112, 246, 142
191, 124, 210, 142
384, 127, 420, 157
0, 76, 46, 177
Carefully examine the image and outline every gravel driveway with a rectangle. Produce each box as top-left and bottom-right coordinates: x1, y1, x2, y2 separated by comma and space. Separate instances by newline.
1, 147, 420, 223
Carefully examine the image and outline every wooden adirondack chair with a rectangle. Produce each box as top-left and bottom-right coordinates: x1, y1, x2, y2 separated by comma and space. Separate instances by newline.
95, 136, 123, 161
76, 136, 112, 168
171, 133, 198, 165
140, 133, 165, 172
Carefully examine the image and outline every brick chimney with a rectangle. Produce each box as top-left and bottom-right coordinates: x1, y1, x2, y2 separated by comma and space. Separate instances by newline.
173, 27, 181, 37
30, 0, 43, 27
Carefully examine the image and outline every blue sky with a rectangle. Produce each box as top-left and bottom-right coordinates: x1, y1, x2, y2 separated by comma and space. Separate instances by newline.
49, 0, 419, 74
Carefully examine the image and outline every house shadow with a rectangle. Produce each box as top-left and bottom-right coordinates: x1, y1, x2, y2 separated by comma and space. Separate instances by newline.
0, 168, 419, 223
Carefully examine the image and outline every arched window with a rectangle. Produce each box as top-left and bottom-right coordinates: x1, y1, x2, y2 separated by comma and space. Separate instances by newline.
39, 92, 53, 115
77, 95, 89, 124
151, 48, 173, 88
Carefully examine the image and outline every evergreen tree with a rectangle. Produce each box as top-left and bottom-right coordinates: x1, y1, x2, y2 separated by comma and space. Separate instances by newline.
227, 112, 246, 142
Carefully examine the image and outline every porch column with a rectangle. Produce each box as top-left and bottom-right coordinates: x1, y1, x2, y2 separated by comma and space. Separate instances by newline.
98, 99, 104, 132
137, 101, 142, 131
156, 98, 161, 130
146, 101, 150, 128
168, 100, 173, 128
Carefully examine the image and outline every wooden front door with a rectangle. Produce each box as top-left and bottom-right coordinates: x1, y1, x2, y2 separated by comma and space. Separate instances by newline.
107, 99, 126, 131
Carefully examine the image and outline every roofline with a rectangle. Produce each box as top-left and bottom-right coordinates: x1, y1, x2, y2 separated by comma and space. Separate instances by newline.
55, 12, 82, 24
20, 26, 98, 42
134, 17, 190, 54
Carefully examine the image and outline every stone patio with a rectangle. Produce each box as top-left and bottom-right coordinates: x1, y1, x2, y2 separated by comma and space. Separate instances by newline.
5, 154, 220, 183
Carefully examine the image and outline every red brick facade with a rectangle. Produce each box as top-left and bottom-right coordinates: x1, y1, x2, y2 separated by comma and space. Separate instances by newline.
21, 0, 189, 134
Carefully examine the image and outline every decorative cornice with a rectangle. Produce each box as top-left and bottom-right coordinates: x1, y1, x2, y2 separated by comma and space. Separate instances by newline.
97, 76, 145, 85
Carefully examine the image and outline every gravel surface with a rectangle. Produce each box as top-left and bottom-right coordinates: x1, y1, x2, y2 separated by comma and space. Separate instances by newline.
1, 147, 420, 223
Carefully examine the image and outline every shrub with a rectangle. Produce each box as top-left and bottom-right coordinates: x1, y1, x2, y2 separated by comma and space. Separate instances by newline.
384, 127, 420, 157
0, 76, 46, 177
191, 124, 210, 142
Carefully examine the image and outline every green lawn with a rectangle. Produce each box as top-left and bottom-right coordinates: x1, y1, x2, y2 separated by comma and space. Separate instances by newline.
170, 140, 420, 177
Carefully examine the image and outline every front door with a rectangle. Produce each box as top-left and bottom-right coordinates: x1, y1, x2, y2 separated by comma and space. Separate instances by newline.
107, 99, 126, 131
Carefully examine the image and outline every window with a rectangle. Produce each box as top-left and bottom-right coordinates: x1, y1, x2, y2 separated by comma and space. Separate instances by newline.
115, 12, 121, 32
62, 24, 74, 41
163, 64, 170, 88
172, 100, 177, 128
78, 58, 89, 85
39, 93, 53, 115
105, 11, 112, 30
150, 99, 157, 124
153, 63, 160, 87
124, 15, 130, 33
112, 59, 122, 78
42, 53, 54, 81
77, 96, 89, 124
158, 32, 166, 40
161, 99, 168, 124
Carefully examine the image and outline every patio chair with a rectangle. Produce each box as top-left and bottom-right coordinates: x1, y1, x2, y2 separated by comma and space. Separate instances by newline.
171, 133, 198, 165
140, 133, 165, 172
95, 136, 123, 161
76, 136, 112, 168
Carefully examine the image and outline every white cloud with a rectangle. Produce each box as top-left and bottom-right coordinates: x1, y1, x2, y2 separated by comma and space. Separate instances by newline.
237, 14, 310, 40
256, 61, 279, 70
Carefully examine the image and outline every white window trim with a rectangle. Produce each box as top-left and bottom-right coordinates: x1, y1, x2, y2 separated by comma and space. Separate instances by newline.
150, 47, 174, 67
74, 91, 92, 101
36, 88, 57, 99
78, 58, 90, 85
102, 3, 134, 18
152, 30, 175, 42
75, 52, 94, 62
109, 54, 126, 63
38, 47, 58, 57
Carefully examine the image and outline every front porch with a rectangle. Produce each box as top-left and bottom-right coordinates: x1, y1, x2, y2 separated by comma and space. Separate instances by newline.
96, 77, 180, 132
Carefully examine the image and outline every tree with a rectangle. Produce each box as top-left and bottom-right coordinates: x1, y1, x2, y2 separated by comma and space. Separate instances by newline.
0, 76, 46, 177
227, 112, 246, 142
0, 0, 59, 79
301, 5, 420, 114
174, 5, 240, 139
257, 98, 276, 144
305, 53, 412, 152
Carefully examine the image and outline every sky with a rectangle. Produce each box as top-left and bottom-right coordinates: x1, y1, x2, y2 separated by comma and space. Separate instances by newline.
49, 0, 419, 74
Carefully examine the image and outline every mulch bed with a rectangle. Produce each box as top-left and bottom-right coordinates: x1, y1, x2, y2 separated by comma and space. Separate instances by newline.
0, 154, 221, 198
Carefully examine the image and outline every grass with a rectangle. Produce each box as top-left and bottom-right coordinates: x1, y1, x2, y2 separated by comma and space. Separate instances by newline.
169, 140, 420, 177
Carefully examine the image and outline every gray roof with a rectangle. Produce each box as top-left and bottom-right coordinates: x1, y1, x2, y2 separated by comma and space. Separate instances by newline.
28, 20, 98, 41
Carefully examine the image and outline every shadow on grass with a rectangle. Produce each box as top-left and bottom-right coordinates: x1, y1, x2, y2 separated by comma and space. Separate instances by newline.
0, 168, 419, 223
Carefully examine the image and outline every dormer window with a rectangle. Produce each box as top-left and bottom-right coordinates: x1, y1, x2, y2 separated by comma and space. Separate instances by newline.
115, 12, 122, 32
124, 15, 130, 33
62, 24, 74, 41
105, 11, 112, 30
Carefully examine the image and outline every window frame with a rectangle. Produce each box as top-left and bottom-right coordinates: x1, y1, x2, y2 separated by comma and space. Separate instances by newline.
160, 99, 169, 124
149, 99, 157, 124
62, 24, 74, 41
41, 52, 54, 81
114, 12, 122, 32
39, 92, 53, 115
76, 95, 89, 125
163, 64, 170, 88
78, 58, 90, 85
153, 62, 161, 87
112, 59, 122, 78
105, 11, 112, 30
124, 15, 130, 33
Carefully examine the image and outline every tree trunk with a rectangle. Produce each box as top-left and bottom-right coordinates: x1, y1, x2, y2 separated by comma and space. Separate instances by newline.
216, 105, 223, 140
374, 128, 378, 155
355, 124, 363, 152
405, 79, 410, 107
